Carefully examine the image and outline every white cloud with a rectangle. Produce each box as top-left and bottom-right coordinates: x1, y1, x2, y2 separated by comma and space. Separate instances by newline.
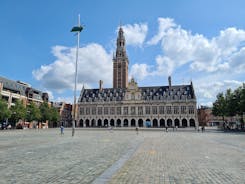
135, 18, 245, 77
33, 43, 112, 92
147, 17, 176, 45
194, 76, 244, 106
130, 17, 245, 106
129, 63, 151, 80
121, 23, 148, 47
145, 18, 245, 76
214, 27, 245, 56
155, 56, 175, 76
55, 96, 73, 104
228, 47, 245, 73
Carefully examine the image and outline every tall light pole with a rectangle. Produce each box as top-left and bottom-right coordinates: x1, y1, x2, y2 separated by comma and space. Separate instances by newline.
71, 14, 83, 136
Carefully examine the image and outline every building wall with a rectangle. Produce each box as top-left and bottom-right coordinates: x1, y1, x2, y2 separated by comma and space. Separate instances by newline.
78, 100, 198, 128
197, 106, 239, 127
52, 102, 72, 127
0, 77, 48, 108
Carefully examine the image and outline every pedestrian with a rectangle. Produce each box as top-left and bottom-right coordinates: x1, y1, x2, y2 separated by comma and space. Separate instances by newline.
108, 126, 113, 132
60, 125, 64, 135
201, 126, 204, 133
135, 127, 139, 134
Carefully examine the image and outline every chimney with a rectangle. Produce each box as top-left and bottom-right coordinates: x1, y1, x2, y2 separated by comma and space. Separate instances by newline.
168, 76, 172, 88
99, 80, 103, 91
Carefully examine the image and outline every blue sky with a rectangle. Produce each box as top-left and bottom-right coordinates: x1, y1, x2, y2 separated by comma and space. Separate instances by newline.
1, 0, 245, 106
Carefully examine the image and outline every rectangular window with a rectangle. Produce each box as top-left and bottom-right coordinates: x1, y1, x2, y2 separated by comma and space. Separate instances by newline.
92, 107, 96, 115
188, 106, 194, 114
174, 106, 179, 114
123, 107, 128, 115
166, 106, 172, 114
80, 107, 84, 115
98, 107, 102, 115
138, 106, 143, 115
86, 107, 90, 115
159, 106, 164, 114
110, 107, 115, 115
145, 106, 150, 114
104, 107, 108, 115
117, 107, 121, 115
131, 106, 135, 115
152, 106, 157, 114
181, 106, 186, 114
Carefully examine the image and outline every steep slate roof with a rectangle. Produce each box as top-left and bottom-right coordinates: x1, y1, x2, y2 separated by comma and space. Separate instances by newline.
79, 84, 196, 103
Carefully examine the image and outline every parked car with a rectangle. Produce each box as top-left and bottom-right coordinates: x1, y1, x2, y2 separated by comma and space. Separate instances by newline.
1, 122, 8, 130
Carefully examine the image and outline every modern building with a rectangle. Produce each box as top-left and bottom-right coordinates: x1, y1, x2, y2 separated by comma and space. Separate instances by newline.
77, 27, 198, 128
52, 102, 72, 127
197, 106, 241, 128
0, 76, 49, 107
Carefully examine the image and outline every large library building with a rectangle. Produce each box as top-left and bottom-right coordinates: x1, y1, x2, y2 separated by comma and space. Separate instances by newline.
77, 27, 198, 128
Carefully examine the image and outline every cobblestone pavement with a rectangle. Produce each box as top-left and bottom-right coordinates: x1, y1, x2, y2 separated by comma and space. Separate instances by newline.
0, 129, 245, 184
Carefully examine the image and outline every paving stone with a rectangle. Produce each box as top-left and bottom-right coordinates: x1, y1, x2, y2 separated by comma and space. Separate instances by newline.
0, 129, 245, 183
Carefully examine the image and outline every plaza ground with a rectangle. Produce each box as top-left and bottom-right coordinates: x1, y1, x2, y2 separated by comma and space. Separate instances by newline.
0, 128, 244, 184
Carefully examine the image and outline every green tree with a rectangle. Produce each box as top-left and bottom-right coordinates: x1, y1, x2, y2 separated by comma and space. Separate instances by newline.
225, 88, 237, 117
9, 100, 26, 126
49, 107, 60, 127
26, 102, 41, 122
0, 96, 11, 122
212, 93, 227, 123
212, 84, 245, 130
39, 102, 51, 123
235, 84, 245, 129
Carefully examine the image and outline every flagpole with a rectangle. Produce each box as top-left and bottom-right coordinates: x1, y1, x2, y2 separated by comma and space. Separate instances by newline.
72, 14, 82, 137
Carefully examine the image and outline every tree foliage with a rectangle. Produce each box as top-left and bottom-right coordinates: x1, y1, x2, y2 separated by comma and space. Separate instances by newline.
50, 107, 60, 123
39, 102, 60, 123
39, 102, 51, 122
212, 93, 227, 121
0, 96, 11, 121
26, 102, 41, 122
0, 96, 60, 128
212, 84, 245, 126
9, 100, 26, 125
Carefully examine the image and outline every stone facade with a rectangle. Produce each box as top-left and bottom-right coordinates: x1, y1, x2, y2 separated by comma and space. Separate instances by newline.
77, 27, 198, 128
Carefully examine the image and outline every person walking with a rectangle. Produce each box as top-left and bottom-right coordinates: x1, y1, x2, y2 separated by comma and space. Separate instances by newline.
201, 126, 205, 133
135, 127, 139, 134
60, 125, 64, 135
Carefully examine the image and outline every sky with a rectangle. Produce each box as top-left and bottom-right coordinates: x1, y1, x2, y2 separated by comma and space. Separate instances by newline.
1, 0, 245, 106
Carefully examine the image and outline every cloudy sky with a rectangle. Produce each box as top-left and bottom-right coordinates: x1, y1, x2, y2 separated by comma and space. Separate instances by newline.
0, 0, 245, 106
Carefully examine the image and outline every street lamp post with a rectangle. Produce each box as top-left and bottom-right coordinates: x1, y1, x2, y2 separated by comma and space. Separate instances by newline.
71, 14, 83, 136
